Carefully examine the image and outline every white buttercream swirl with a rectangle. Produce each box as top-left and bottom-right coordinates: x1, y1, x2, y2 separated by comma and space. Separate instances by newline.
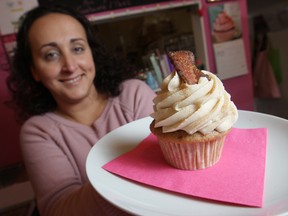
151, 70, 238, 135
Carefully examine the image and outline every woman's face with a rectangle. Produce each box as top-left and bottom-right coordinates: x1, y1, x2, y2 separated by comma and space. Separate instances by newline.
28, 13, 96, 105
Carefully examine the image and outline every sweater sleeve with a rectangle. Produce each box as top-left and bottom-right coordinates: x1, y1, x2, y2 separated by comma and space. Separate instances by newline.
20, 118, 131, 216
119, 79, 156, 120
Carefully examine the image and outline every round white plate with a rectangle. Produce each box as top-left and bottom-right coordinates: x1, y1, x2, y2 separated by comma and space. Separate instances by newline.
86, 110, 288, 216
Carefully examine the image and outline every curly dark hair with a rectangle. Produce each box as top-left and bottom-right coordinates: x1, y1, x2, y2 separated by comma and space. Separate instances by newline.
6, 5, 136, 122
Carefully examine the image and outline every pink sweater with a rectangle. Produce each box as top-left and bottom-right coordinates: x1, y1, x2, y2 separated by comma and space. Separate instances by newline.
20, 79, 156, 216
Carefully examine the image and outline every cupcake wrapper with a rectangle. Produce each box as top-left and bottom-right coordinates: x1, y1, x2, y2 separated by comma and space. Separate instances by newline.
158, 136, 226, 170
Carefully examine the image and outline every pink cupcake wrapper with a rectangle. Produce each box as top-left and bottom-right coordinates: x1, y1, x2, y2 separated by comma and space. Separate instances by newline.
158, 136, 226, 170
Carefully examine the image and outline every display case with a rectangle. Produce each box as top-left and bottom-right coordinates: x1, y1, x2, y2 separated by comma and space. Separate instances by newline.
88, 1, 207, 87
84, 0, 254, 110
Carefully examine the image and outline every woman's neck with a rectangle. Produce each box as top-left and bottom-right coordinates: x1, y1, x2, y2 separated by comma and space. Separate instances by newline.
55, 89, 108, 126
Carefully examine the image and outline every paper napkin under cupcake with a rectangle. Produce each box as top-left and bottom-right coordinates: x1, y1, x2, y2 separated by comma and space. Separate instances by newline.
103, 127, 267, 207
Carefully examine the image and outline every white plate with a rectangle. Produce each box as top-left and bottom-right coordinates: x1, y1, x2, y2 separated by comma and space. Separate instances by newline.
86, 110, 288, 216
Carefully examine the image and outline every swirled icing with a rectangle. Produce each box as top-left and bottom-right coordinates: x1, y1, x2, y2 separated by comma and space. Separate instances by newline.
151, 70, 238, 135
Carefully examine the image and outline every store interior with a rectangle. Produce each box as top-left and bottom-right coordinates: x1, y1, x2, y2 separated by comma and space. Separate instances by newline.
247, 0, 288, 119
0, 0, 287, 215
88, 0, 288, 119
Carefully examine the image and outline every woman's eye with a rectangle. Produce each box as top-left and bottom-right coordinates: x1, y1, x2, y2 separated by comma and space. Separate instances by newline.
44, 51, 59, 61
73, 46, 84, 54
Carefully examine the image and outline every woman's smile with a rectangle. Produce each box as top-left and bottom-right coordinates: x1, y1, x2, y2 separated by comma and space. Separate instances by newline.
60, 74, 83, 85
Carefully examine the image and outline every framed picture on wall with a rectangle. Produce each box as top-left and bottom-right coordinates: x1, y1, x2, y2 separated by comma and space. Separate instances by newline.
208, 1, 248, 80
0, 0, 38, 35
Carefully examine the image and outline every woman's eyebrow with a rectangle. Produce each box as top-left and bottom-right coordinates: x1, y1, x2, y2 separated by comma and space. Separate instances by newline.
39, 38, 86, 50
70, 38, 86, 43
40, 42, 58, 49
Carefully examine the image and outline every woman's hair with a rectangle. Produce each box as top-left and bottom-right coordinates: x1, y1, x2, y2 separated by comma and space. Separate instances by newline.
6, 5, 136, 122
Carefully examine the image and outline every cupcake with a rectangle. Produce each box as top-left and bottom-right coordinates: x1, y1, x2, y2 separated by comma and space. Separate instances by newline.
212, 11, 236, 43
150, 51, 238, 170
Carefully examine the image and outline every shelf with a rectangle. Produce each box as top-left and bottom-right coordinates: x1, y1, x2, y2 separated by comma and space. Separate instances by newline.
87, 0, 200, 24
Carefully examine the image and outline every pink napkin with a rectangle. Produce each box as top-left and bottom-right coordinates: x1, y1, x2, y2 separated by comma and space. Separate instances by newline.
103, 128, 267, 207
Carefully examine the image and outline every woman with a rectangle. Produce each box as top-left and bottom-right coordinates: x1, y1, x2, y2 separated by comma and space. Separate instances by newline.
6, 5, 155, 216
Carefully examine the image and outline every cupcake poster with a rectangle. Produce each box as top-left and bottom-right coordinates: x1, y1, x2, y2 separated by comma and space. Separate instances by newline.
208, 2, 248, 80
0, 0, 38, 35
208, 2, 242, 44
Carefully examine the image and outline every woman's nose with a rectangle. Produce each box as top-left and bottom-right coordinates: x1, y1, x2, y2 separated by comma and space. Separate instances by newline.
61, 53, 78, 73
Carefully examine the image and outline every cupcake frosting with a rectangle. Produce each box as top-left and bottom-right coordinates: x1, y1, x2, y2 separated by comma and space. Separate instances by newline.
151, 70, 238, 135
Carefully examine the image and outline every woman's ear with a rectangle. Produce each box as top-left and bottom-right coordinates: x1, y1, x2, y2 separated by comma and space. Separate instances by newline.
31, 67, 40, 81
